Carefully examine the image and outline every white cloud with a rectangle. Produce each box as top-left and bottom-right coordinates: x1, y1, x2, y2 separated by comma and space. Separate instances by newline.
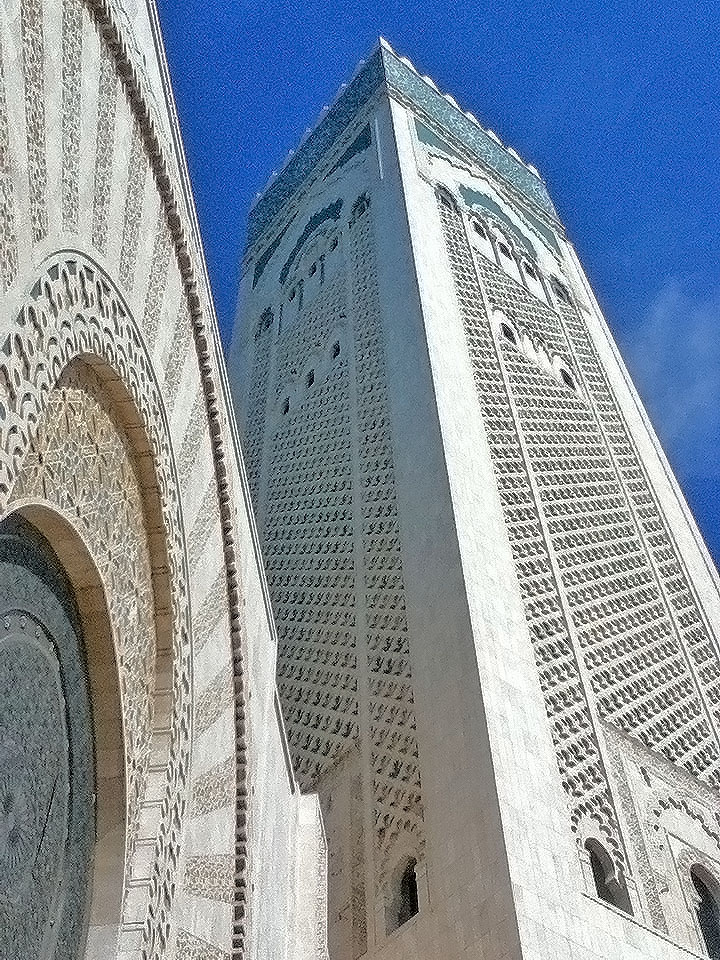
622, 279, 720, 483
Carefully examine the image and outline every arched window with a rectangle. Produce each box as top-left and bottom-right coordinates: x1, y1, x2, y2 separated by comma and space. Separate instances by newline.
585, 839, 633, 914
386, 857, 420, 933
281, 397, 290, 415
692, 867, 720, 958
560, 368, 576, 391
306, 369, 315, 388
500, 323, 517, 346
469, 217, 495, 263
436, 185, 458, 212
551, 277, 571, 304
332, 340, 341, 359
398, 859, 419, 925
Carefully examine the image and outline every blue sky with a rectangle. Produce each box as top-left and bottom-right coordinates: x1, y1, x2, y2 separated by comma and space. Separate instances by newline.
157, 0, 720, 565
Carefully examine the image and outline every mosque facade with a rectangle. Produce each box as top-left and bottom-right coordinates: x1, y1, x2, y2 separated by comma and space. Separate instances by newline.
2, 4, 720, 960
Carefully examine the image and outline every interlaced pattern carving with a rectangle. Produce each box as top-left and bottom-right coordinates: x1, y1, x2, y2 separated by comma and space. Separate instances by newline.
11, 362, 157, 870
555, 297, 720, 748
439, 191, 720, 892
0, 253, 192, 957
61, 0, 83, 233
92, 40, 118, 252
0, 36, 18, 290
437, 195, 630, 870
244, 320, 271, 501
477, 251, 720, 784
20, 0, 48, 243
119, 122, 149, 291
261, 264, 360, 786
246, 195, 425, 915
348, 202, 424, 882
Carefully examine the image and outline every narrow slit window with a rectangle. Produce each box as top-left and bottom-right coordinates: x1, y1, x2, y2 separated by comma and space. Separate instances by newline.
692, 867, 720, 958
500, 323, 517, 346
561, 368, 576, 391
585, 840, 632, 914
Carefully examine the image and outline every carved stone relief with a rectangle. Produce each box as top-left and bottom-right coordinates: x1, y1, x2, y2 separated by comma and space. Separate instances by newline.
1, 252, 192, 957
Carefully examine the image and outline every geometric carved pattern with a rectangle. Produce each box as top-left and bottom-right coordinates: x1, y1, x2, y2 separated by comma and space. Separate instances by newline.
437, 193, 631, 874
183, 855, 234, 904
92, 39, 118, 253
261, 255, 359, 787
119, 122, 148, 292
247, 189, 426, 913
61, 0, 83, 233
439, 190, 720, 887
20, 0, 48, 243
143, 211, 173, 344
481, 259, 720, 785
0, 38, 18, 290
556, 296, 720, 757
0, 252, 192, 958
11, 363, 157, 864
347, 200, 425, 883
175, 930, 231, 960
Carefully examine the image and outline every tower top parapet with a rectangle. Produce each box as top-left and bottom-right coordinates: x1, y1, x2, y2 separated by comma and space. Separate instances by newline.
246, 39, 556, 250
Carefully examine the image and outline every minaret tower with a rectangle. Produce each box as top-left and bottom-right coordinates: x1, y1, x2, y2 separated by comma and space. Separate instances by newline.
230, 40, 720, 960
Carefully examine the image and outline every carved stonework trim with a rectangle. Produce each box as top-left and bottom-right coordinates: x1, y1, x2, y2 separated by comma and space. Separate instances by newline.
143, 210, 172, 343
194, 570, 231, 655
175, 929, 231, 960
0, 35, 19, 290
80, 2, 252, 949
0, 251, 192, 959
61, 0, 83, 233
194, 668, 234, 738
20, 0, 48, 242
92, 39, 117, 252
119, 121, 148, 291
183, 854, 234, 903
191, 755, 235, 818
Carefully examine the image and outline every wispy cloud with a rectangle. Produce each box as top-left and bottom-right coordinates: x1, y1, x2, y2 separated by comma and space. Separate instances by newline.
623, 279, 720, 483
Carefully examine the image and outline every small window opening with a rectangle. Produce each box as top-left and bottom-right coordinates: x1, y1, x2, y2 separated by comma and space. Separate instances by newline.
387, 858, 419, 933
309, 262, 317, 276
692, 867, 720, 958
472, 220, 487, 238
498, 242, 512, 259
552, 278, 571, 303
398, 860, 419, 925
585, 840, 632, 914
306, 370, 315, 388
560, 368, 576, 391
289, 287, 296, 301
522, 261, 538, 280
281, 398, 290, 415
332, 341, 341, 359
331, 236, 339, 251
500, 323, 517, 346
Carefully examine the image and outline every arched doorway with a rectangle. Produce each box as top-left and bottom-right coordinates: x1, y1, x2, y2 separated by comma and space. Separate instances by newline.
0, 511, 125, 958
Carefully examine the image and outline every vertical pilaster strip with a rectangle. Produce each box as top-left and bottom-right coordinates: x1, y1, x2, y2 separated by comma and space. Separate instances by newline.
92, 38, 117, 252
61, 0, 83, 233
143, 211, 172, 344
20, 0, 47, 243
0, 36, 18, 290
119, 122, 148, 290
